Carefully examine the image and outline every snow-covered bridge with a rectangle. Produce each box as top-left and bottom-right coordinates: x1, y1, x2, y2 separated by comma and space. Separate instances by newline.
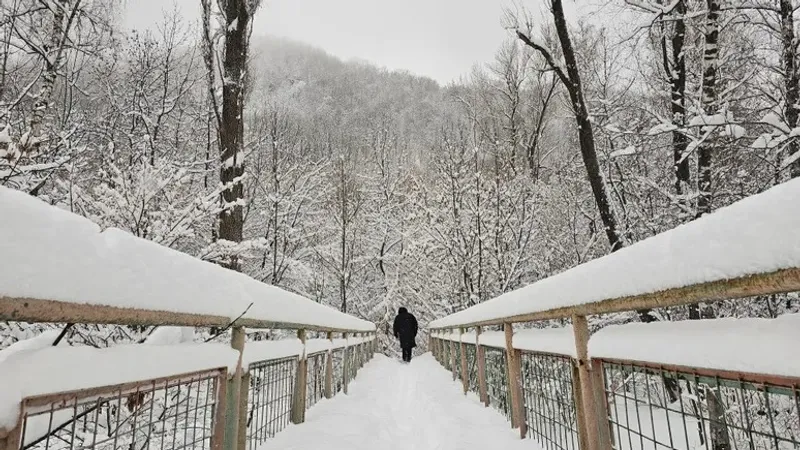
0, 179, 799, 450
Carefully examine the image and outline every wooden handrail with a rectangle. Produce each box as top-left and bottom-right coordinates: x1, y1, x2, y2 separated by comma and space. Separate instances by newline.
0, 295, 375, 333
429, 267, 800, 329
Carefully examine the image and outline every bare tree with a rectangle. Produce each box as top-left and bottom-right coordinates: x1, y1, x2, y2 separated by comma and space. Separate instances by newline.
511, 6, 625, 253
201, 0, 263, 271
696, 0, 721, 219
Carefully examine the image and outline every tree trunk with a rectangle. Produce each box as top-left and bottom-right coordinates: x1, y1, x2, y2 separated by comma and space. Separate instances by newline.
696, 0, 720, 219
549, 0, 625, 252
517, 0, 656, 320
668, 0, 691, 201
217, 0, 252, 271
24, 0, 71, 155
780, 0, 800, 178
706, 385, 731, 450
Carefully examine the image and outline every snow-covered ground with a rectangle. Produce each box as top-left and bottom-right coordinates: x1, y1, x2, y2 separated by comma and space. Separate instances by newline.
258, 353, 536, 450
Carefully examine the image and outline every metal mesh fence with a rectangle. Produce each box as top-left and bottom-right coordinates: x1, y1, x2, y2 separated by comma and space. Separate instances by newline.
245, 357, 297, 449
452, 341, 462, 382
15, 369, 224, 450
600, 360, 800, 450
306, 352, 327, 410
462, 343, 479, 395
520, 352, 580, 450
440, 340, 447, 370
484, 346, 511, 420
332, 348, 346, 394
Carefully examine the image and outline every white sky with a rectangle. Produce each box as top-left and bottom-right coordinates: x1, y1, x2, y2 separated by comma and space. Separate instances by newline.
123, 0, 621, 85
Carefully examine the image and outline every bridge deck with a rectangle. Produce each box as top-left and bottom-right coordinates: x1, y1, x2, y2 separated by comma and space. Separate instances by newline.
259, 353, 534, 450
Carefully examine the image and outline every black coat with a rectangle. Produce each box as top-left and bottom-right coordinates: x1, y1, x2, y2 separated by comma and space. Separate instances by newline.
393, 310, 418, 349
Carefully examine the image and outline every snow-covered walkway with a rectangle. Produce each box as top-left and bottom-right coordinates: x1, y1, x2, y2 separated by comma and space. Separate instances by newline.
259, 353, 535, 450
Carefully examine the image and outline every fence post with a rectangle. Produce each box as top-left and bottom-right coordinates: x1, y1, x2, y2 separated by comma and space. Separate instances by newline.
459, 327, 469, 394
591, 359, 614, 450
572, 315, 599, 450
449, 337, 457, 381
325, 331, 334, 399
291, 329, 308, 424
237, 366, 249, 450
342, 332, 350, 394
572, 363, 590, 450
504, 322, 527, 438
476, 326, 488, 406
356, 334, 362, 370
224, 326, 245, 450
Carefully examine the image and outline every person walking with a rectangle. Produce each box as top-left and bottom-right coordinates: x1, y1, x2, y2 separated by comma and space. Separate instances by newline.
393, 307, 418, 363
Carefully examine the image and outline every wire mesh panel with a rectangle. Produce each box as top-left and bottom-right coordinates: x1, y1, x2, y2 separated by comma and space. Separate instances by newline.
452, 342, 462, 382
346, 345, 358, 383
484, 346, 511, 420
441, 340, 451, 371
306, 352, 327, 409
245, 357, 297, 449
520, 351, 580, 450
600, 360, 800, 450
13, 369, 225, 450
331, 348, 345, 394
462, 343, 479, 395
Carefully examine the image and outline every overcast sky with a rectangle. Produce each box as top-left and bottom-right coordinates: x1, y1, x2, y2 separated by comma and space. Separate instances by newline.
123, 0, 617, 85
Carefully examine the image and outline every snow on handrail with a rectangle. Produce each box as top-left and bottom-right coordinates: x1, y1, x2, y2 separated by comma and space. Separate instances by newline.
242, 335, 376, 364
434, 313, 800, 377
589, 313, 800, 378
430, 179, 800, 328
0, 186, 374, 332
0, 343, 238, 430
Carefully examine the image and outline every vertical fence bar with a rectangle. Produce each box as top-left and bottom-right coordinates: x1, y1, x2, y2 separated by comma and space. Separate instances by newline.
591, 359, 613, 450
1, 405, 24, 450
449, 338, 457, 381
212, 370, 229, 450
224, 326, 245, 450
572, 315, 599, 450
342, 332, 350, 394
572, 363, 590, 450
476, 326, 489, 407
325, 331, 334, 399
460, 327, 469, 394
237, 367, 249, 450
291, 329, 308, 424
504, 322, 527, 438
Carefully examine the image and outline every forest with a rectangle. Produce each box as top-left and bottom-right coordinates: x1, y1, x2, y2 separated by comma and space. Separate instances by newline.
1, 0, 798, 351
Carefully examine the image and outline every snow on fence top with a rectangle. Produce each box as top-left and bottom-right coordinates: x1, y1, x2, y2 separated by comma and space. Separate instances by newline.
0, 343, 239, 430
434, 327, 576, 357
514, 327, 575, 357
589, 314, 800, 378
430, 179, 800, 328
0, 187, 374, 332
241, 335, 373, 364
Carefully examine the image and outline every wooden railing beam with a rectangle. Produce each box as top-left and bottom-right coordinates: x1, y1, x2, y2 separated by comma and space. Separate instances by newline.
476, 326, 488, 407
572, 315, 598, 450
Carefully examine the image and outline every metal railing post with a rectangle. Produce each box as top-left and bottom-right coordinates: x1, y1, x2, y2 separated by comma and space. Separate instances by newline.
476, 326, 488, 406
504, 322, 527, 438
592, 359, 614, 450
449, 337, 457, 381
342, 332, 350, 394
325, 331, 334, 399
459, 327, 468, 394
572, 315, 599, 450
224, 326, 245, 450
291, 329, 308, 424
